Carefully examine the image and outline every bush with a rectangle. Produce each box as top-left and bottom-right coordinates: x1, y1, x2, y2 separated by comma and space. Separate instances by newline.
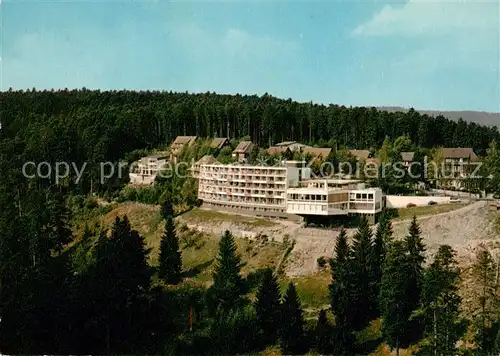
317, 256, 327, 269
428, 200, 437, 205
406, 203, 417, 208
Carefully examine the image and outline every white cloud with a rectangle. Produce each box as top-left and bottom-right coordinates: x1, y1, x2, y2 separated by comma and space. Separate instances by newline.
352, 0, 498, 38
352, 0, 499, 75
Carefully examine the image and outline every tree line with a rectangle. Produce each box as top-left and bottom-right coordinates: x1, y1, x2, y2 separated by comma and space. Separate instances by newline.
1, 89, 499, 191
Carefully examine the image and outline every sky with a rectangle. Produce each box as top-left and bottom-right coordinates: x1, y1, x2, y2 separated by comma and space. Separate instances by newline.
1, 0, 499, 112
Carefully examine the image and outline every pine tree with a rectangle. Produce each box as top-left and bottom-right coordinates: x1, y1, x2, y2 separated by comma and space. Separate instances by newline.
160, 199, 174, 220
314, 309, 332, 354
379, 241, 415, 354
373, 210, 393, 313
415, 245, 467, 355
87, 215, 152, 353
493, 327, 500, 355
350, 216, 377, 330
329, 227, 355, 355
471, 246, 498, 353
404, 215, 426, 342
210, 230, 247, 314
279, 282, 305, 354
254, 268, 281, 346
158, 215, 182, 284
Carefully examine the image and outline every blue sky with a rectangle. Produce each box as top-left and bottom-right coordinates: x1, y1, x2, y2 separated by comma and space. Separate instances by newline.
2, 0, 499, 112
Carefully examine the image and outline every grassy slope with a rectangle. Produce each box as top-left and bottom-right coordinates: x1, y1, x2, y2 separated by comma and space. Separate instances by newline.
393, 202, 467, 221
72, 201, 475, 355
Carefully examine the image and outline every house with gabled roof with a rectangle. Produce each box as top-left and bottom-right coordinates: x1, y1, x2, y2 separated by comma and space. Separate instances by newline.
401, 151, 415, 168
301, 147, 332, 160
275, 141, 309, 152
209, 137, 230, 150
435, 147, 479, 190
169, 136, 197, 162
267, 146, 293, 157
232, 141, 254, 163
348, 149, 371, 160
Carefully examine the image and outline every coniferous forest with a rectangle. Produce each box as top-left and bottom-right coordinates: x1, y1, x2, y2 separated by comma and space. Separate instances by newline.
1, 89, 500, 355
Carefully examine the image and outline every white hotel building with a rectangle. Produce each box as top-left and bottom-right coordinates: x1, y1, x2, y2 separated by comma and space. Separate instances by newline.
197, 161, 384, 224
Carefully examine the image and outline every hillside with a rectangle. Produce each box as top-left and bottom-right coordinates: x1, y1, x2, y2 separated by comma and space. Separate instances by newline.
380, 106, 500, 128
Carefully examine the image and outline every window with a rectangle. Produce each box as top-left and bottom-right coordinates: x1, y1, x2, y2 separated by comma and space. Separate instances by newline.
368, 194, 373, 200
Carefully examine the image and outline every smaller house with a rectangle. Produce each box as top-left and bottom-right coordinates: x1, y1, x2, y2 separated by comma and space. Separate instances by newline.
437, 147, 479, 189
275, 141, 309, 152
401, 152, 415, 168
232, 141, 254, 163
302, 147, 332, 160
268, 146, 293, 157
440, 147, 478, 163
348, 149, 371, 160
129, 153, 168, 185
169, 136, 197, 162
190, 155, 219, 178
209, 137, 230, 150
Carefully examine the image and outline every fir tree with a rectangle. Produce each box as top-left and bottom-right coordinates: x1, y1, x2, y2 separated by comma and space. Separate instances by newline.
471, 246, 498, 353
329, 227, 355, 355
91, 215, 152, 353
314, 309, 332, 354
350, 216, 377, 330
404, 215, 426, 342
158, 215, 182, 284
415, 245, 467, 355
493, 327, 500, 355
373, 210, 393, 314
279, 282, 305, 354
209, 230, 247, 314
379, 241, 415, 354
254, 268, 281, 346
160, 199, 174, 220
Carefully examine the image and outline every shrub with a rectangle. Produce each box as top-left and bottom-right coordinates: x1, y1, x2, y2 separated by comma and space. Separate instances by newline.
428, 200, 437, 205
406, 203, 417, 208
317, 256, 327, 269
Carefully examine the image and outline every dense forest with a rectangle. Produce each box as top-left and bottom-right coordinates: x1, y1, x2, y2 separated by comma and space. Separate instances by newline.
2, 89, 499, 157
1, 89, 500, 354
1, 89, 498, 196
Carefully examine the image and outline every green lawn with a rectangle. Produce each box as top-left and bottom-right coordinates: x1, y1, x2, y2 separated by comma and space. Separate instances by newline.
393, 202, 467, 221
181, 208, 279, 228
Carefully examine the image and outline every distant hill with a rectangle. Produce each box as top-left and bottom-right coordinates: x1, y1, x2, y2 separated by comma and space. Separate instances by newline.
379, 107, 500, 128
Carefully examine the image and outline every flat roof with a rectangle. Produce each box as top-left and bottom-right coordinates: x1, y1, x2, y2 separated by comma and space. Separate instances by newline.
286, 187, 350, 194
302, 179, 362, 184
200, 163, 286, 169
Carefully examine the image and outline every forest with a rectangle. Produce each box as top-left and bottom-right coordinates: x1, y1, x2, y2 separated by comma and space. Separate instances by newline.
1, 89, 500, 354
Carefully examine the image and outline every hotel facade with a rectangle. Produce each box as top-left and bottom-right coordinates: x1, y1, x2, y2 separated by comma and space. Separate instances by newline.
196, 161, 384, 224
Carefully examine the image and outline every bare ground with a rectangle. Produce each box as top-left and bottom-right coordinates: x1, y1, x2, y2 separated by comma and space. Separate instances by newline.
179, 201, 500, 277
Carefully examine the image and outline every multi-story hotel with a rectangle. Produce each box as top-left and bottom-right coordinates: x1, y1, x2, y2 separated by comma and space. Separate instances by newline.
196, 160, 385, 224
197, 160, 310, 215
